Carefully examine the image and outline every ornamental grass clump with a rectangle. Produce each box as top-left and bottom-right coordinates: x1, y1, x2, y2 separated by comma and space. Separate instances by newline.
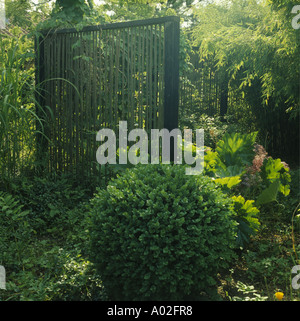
89, 164, 237, 300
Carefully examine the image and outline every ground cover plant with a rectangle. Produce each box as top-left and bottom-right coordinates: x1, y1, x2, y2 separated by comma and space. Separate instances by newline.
0, 134, 298, 301
0, 0, 299, 302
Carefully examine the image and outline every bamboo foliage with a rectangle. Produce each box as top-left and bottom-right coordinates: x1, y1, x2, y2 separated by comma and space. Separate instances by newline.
179, 52, 221, 120
0, 30, 42, 178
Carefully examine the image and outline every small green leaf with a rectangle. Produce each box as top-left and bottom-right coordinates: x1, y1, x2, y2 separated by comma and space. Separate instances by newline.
215, 175, 241, 188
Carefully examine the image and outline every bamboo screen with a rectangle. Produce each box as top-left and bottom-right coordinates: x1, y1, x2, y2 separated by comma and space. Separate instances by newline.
179, 52, 221, 120
36, 17, 180, 179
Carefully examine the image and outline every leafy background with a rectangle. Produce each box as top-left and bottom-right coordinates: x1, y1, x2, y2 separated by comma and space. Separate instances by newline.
0, 0, 299, 301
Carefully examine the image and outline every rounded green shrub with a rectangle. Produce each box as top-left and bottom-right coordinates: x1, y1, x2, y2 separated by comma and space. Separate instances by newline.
89, 164, 237, 300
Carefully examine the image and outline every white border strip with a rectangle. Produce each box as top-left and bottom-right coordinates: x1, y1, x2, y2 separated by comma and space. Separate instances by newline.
0, 0, 5, 29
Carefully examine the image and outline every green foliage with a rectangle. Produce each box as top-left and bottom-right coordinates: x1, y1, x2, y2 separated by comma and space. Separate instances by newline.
51, 0, 93, 23
4, 0, 32, 28
260, 157, 291, 196
0, 191, 32, 268
180, 114, 243, 149
279, 168, 300, 222
231, 195, 260, 248
97, 0, 192, 22
229, 281, 269, 301
0, 0, 298, 302
0, 27, 45, 178
35, 0, 104, 31
45, 249, 107, 301
203, 133, 260, 247
7, 176, 90, 235
255, 180, 281, 207
239, 144, 291, 204
2, 246, 106, 301
205, 132, 291, 205
214, 176, 241, 189
240, 156, 291, 207
204, 132, 257, 179
4, 0, 53, 31
204, 131, 291, 248
0, 178, 104, 301
192, 0, 299, 116
89, 164, 237, 300
243, 240, 297, 287
216, 132, 257, 170
191, 0, 299, 163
